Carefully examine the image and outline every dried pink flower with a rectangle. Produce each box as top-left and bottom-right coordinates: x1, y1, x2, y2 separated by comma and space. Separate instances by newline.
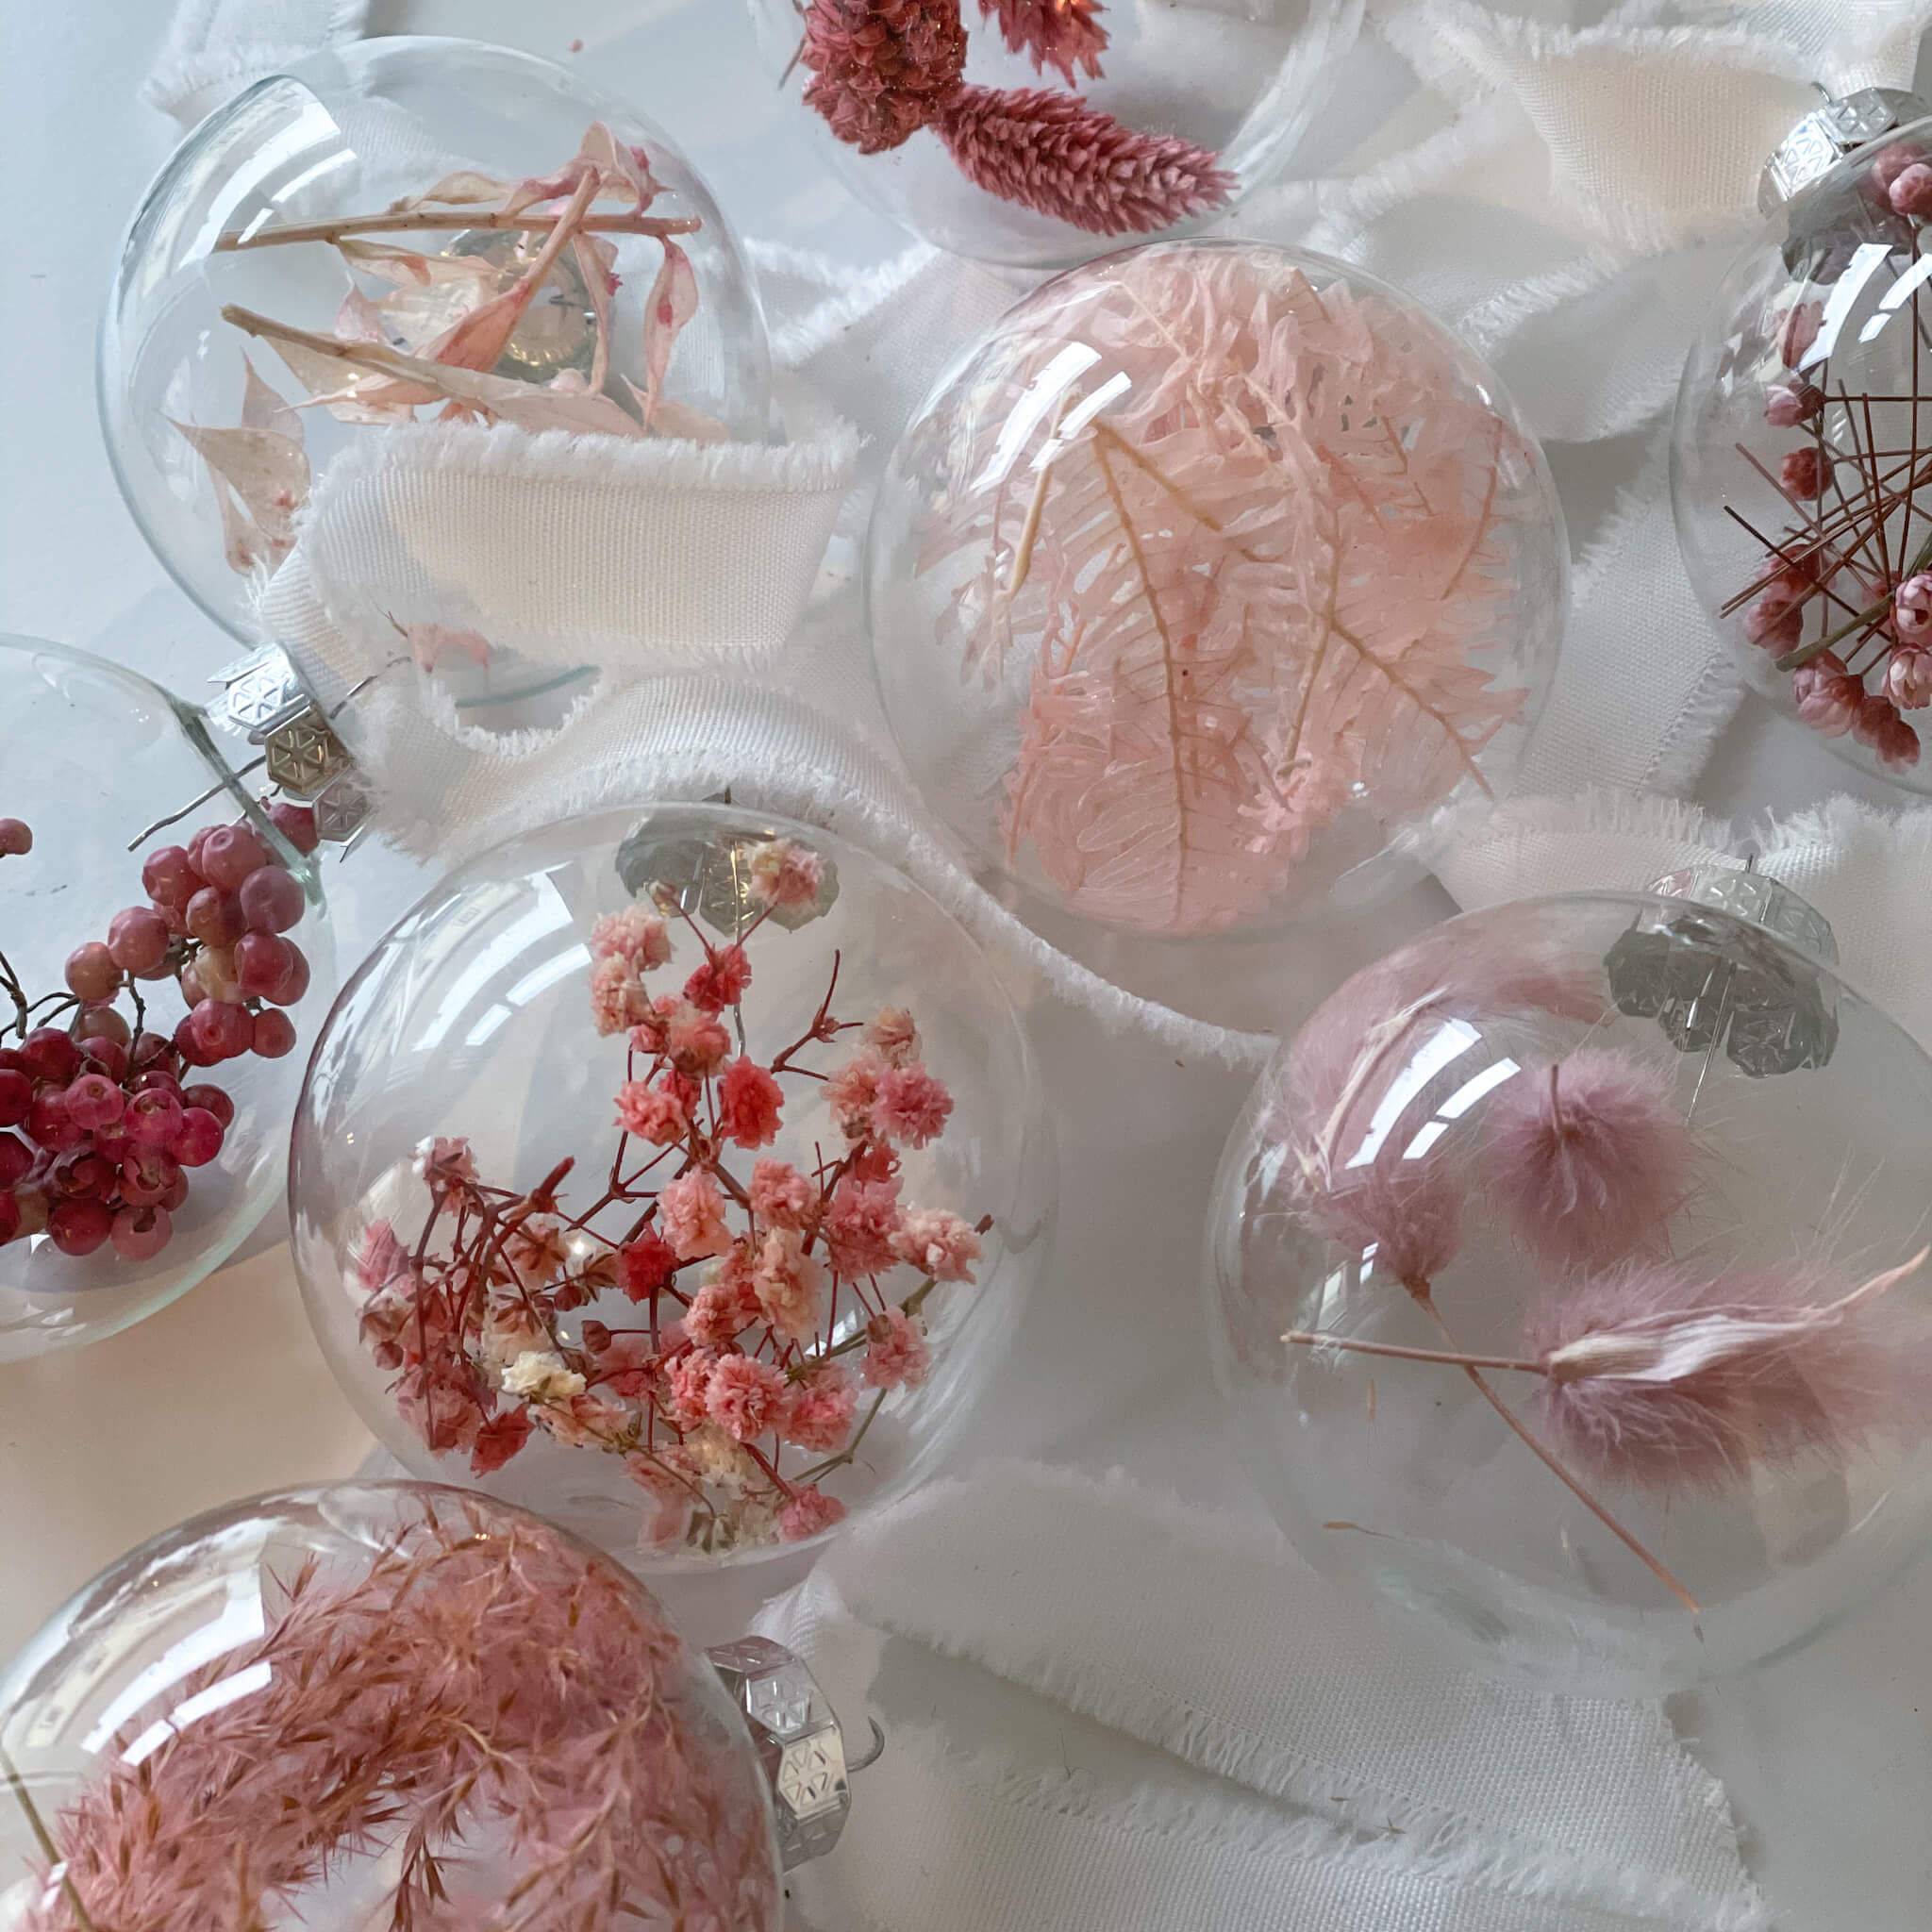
591, 907, 672, 972
754, 1226, 827, 1341
1895, 573, 1932, 644
935, 84, 1233, 236
1743, 587, 1803, 651
665, 1348, 718, 1427
866, 1005, 920, 1064
892, 1206, 983, 1282
718, 1056, 785, 1148
413, 1135, 476, 1182
1780, 446, 1831, 499
619, 1229, 678, 1301
589, 954, 648, 1036
615, 1075, 689, 1144
1777, 298, 1823, 368
1888, 645, 1932, 709
1854, 691, 1922, 769
1762, 381, 1824, 426
874, 1060, 954, 1146
1792, 652, 1861, 737
1891, 162, 1932, 217
1483, 1051, 1692, 1275
824, 1047, 886, 1140
504, 1214, 570, 1284
747, 837, 825, 910
982, 0, 1108, 83
1868, 142, 1924, 198
780, 1483, 849, 1541
357, 1217, 405, 1291
781, 1361, 859, 1452
749, 1157, 813, 1229
470, 1407, 533, 1474
862, 1305, 933, 1389
801, 0, 969, 154
685, 941, 752, 1013
686, 1248, 764, 1346
824, 1175, 904, 1277
665, 1000, 731, 1074
706, 1353, 791, 1441
659, 1171, 732, 1258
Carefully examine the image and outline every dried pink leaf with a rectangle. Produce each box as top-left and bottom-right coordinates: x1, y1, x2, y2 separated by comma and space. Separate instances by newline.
168, 417, 309, 571
641, 239, 699, 429
404, 622, 491, 672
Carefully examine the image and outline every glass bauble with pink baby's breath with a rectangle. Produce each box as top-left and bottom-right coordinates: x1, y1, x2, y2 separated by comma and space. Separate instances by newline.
867, 240, 1567, 943
747, 0, 1362, 268
101, 36, 772, 711
1205, 888, 1932, 1696
291, 802, 1054, 1574
0, 1483, 785, 1931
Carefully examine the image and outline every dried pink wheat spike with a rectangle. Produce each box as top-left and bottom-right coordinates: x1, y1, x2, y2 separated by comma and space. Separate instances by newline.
982, 0, 1108, 84
803, 0, 970, 154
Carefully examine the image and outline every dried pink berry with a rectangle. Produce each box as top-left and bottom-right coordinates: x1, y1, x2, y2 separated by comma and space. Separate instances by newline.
1779, 446, 1831, 499
1890, 162, 1932, 218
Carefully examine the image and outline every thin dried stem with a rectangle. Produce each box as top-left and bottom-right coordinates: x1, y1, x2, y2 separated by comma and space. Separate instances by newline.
214, 208, 700, 252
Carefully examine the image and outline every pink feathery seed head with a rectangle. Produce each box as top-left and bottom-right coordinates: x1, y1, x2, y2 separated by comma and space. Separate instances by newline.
1522, 1251, 1930, 1492
1305, 1161, 1463, 1292
982, 0, 1108, 84
935, 85, 1234, 236
780, 1483, 849, 1541
706, 1352, 791, 1441
1482, 1050, 1694, 1275
802, 0, 969, 155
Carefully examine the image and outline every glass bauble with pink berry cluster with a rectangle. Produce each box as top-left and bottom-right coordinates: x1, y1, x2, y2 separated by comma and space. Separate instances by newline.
0, 1483, 794, 1930
102, 36, 773, 714
0, 637, 338, 1359
1674, 88, 1932, 792
1205, 879, 1932, 1697
867, 239, 1567, 944
291, 801, 1054, 1572
746, 0, 1362, 268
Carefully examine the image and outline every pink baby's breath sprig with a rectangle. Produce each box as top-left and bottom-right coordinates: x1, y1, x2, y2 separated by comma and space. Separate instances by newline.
357, 837, 993, 1557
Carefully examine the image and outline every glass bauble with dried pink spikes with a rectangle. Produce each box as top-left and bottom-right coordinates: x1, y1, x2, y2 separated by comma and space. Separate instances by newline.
868, 240, 1568, 940
748, 0, 1363, 267
1206, 877, 1932, 1695
1674, 87, 1932, 792
102, 37, 772, 706
291, 802, 1055, 1573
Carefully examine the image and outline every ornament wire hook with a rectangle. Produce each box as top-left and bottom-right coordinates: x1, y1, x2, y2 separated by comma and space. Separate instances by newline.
847, 1718, 888, 1774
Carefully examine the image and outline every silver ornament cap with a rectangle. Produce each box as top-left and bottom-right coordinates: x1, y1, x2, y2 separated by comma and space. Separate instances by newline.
206, 643, 371, 846
1604, 864, 1839, 1077
1760, 86, 1931, 214
706, 1636, 858, 1870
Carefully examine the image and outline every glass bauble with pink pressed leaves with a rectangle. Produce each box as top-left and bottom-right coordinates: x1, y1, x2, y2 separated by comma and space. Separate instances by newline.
101, 35, 773, 714
1673, 88, 1932, 792
1205, 882, 1932, 1696
0, 635, 338, 1361
291, 801, 1055, 1574
867, 239, 1567, 942
0, 1483, 791, 1931
745, 0, 1362, 269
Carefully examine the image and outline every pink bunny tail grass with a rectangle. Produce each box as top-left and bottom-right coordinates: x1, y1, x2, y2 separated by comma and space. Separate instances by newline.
1306, 1162, 1463, 1291
935, 85, 1234, 235
1483, 1049, 1694, 1275
1524, 1251, 1932, 1492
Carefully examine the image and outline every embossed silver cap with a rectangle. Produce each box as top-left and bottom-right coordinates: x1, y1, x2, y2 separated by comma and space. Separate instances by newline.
1604, 865, 1839, 1077
1760, 86, 1931, 214
206, 644, 371, 846
706, 1636, 863, 1869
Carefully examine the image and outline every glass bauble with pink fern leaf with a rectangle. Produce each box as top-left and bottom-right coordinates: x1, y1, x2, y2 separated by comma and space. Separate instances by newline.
291, 802, 1054, 1574
1673, 90, 1932, 792
868, 241, 1567, 940
0, 1483, 788, 1930
102, 37, 771, 713
747, 0, 1361, 268
1206, 881, 1932, 1695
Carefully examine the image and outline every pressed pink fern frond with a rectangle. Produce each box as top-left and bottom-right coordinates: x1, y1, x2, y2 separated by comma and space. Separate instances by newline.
982, 0, 1108, 83
919, 247, 1541, 934
29, 1502, 777, 1932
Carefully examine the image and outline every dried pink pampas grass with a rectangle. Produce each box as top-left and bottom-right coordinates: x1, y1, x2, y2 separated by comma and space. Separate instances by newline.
1524, 1250, 1930, 1491
1484, 1049, 1694, 1274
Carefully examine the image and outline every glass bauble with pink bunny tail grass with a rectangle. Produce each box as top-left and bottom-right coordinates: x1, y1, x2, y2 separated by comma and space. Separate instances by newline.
868, 240, 1567, 947
747, 0, 1362, 268
0, 1483, 814, 1932
1204, 880, 1932, 1695
290, 802, 1054, 1582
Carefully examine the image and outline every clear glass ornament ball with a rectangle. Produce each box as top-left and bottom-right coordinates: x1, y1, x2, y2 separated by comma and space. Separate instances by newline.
291, 801, 1054, 1573
1673, 113, 1932, 792
1205, 890, 1932, 1695
867, 239, 1567, 941
0, 1482, 783, 1931
0, 636, 337, 1361
746, 0, 1362, 268
101, 36, 773, 707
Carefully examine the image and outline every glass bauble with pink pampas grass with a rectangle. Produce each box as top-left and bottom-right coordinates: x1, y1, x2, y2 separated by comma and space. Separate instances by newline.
0, 1482, 787, 1930
1672, 89, 1932, 793
291, 801, 1054, 1578
102, 36, 772, 713
747, 0, 1361, 267
1205, 885, 1932, 1695
868, 240, 1567, 942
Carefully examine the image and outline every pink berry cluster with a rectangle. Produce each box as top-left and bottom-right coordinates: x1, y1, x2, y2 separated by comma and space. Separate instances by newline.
1737, 139, 1932, 770
0, 802, 318, 1263
356, 836, 991, 1557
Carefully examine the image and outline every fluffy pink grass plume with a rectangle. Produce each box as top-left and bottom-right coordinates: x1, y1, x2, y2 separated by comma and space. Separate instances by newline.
803, 0, 968, 154
1524, 1249, 1931, 1491
983, 0, 1108, 83
936, 86, 1233, 237
1483, 1049, 1693, 1274
28, 1501, 777, 1931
